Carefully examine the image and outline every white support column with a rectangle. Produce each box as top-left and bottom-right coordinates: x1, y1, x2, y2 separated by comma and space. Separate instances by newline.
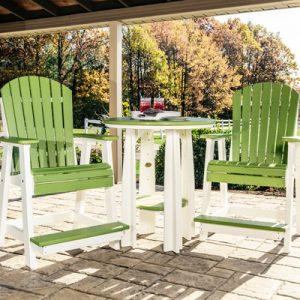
164, 130, 182, 253
109, 21, 123, 183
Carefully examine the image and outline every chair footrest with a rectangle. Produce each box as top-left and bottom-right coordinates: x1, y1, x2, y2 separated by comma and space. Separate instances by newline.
31, 222, 129, 247
137, 198, 188, 211
194, 215, 287, 232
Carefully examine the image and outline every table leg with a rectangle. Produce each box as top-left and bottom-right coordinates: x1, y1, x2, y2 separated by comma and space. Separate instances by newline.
164, 130, 182, 253
139, 130, 156, 234
180, 130, 195, 240
122, 129, 137, 248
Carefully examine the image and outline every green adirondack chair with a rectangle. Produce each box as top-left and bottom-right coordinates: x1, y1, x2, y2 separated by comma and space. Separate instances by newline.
0, 76, 129, 269
196, 82, 300, 252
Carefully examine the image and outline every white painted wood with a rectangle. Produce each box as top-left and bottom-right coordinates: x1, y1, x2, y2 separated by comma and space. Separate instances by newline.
32, 231, 124, 256
218, 138, 229, 214
164, 130, 182, 253
73, 213, 106, 226
139, 130, 156, 195
121, 129, 137, 247
138, 130, 156, 234
0, 144, 13, 246
228, 206, 286, 221
180, 130, 195, 239
74, 141, 91, 228
109, 21, 123, 183
9, 212, 73, 228
283, 143, 296, 253
6, 224, 24, 243
202, 139, 215, 215
19, 144, 37, 269
200, 223, 285, 240
1, 0, 300, 38
295, 143, 300, 234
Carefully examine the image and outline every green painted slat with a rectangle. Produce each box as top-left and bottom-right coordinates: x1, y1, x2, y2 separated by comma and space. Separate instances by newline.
257, 83, 272, 162
207, 172, 285, 187
249, 83, 262, 163
34, 176, 113, 196
241, 86, 251, 162
282, 89, 300, 163
266, 83, 282, 164
31, 221, 129, 247
1, 82, 18, 136
62, 85, 75, 166
137, 198, 188, 211
208, 160, 286, 177
40, 77, 57, 167
200, 133, 232, 139
32, 162, 111, 175
29, 76, 48, 168
0, 137, 39, 144
274, 85, 291, 164
9, 80, 27, 139
74, 133, 118, 141
194, 215, 286, 232
1, 81, 20, 174
232, 90, 242, 161
19, 77, 40, 168
34, 168, 113, 183
51, 80, 66, 167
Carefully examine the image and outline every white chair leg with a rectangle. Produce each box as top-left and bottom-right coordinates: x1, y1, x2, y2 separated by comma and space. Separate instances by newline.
20, 145, 37, 270
74, 142, 91, 228
200, 139, 214, 241
218, 139, 229, 215
283, 144, 295, 253
0, 145, 12, 246
295, 145, 300, 235
139, 210, 155, 234
104, 186, 120, 250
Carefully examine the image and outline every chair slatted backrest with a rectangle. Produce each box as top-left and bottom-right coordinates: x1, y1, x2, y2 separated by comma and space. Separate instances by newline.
1, 76, 75, 169
232, 82, 299, 165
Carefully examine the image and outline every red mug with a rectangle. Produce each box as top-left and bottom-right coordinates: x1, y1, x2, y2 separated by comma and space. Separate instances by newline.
140, 97, 151, 112
154, 97, 164, 110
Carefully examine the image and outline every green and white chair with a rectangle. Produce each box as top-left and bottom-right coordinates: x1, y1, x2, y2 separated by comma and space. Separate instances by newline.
196, 82, 300, 252
0, 76, 129, 269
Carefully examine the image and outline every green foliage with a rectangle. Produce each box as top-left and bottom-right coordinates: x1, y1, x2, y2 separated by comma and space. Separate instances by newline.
0, 18, 298, 123
155, 128, 231, 188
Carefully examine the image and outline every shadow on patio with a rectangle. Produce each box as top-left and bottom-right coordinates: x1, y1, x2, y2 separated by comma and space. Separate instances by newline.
0, 187, 300, 299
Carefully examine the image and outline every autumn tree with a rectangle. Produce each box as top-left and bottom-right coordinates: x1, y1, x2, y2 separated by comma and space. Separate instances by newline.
123, 25, 169, 111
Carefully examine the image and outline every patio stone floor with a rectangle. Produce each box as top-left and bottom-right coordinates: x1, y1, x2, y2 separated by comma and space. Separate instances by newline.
1, 185, 300, 299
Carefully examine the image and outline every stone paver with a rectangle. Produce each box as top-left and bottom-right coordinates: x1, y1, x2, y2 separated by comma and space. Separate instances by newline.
219, 272, 282, 299
1, 187, 300, 299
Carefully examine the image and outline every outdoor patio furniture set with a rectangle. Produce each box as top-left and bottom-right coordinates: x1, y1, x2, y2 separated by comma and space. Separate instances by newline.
0, 76, 299, 270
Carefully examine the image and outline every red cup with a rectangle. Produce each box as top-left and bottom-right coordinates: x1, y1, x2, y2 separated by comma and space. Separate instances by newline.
140, 97, 151, 112
154, 97, 164, 110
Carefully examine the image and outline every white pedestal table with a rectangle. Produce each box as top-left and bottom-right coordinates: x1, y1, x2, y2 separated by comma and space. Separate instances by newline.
105, 117, 215, 253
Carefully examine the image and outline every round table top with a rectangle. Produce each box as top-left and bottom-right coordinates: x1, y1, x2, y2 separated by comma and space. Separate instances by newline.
105, 117, 215, 130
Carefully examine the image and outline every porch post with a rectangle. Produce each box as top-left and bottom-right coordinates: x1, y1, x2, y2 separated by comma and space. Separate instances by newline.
109, 21, 123, 182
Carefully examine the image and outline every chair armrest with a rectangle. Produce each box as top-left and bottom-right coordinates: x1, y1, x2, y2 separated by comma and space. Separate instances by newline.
0, 137, 39, 145
282, 136, 300, 143
200, 133, 232, 139
73, 133, 118, 141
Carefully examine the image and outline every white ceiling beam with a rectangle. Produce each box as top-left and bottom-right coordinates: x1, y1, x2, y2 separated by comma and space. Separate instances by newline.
0, 0, 300, 37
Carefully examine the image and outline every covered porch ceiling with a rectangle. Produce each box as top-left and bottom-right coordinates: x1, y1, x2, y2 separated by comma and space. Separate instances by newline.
0, 0, 300, 37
